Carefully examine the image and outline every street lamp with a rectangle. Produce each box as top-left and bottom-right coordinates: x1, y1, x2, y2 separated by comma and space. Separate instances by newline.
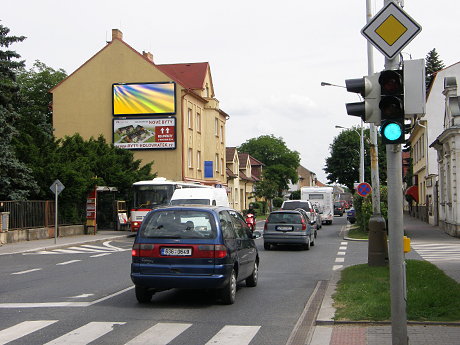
335, 124, 365, 184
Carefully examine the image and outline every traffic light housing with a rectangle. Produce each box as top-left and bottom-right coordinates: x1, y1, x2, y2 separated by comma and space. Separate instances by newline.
345, 74, 381, 125
379, 70, 405, 144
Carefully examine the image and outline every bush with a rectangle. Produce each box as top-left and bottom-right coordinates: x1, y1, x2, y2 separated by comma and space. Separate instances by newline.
273, 197, 284, 208
354, 185, 388, 231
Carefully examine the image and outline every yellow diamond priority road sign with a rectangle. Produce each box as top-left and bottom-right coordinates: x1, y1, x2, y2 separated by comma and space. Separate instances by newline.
361, 2, 421, 60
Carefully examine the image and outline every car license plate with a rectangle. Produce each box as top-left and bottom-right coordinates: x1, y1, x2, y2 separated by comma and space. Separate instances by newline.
276, 226, 293, 231
161, 247, 192, 256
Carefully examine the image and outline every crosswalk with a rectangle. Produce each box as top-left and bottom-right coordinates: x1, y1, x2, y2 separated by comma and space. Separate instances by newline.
23, 241, 130, 255
410, 243, 460, 262
0, 321, 261, 345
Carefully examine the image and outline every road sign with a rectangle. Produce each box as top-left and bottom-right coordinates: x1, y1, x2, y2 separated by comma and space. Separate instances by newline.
361, 2, 421, 60
357, 182, 372, 197
50, 179, 65, 195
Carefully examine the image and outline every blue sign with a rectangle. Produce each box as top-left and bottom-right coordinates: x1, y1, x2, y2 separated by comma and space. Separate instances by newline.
357, 182, 371, 197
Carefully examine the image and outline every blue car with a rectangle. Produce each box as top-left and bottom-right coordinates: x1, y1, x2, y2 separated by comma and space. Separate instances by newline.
131, 205, 260, 304
347, 208, 356, 224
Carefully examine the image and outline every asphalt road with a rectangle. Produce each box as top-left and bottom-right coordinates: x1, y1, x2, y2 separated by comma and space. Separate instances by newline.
0, 215, 366, 345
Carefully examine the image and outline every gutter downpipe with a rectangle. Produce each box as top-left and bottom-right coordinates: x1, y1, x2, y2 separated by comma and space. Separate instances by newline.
181, 89, 190, 182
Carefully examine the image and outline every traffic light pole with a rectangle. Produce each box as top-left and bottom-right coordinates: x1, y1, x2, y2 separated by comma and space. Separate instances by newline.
385, 50, 408, 344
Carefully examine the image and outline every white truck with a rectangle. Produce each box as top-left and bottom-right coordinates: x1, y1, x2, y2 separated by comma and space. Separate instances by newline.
301, 186, 334, 225
170, 187, 229, 207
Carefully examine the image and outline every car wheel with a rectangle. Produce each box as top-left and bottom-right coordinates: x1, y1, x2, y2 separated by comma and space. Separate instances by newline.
264, 243, 271, 250
221, 269, 237, 304
311, 234, 316, 246
303, 239, 311, 250
246, 261, 258, 287
135, 286, 153, 303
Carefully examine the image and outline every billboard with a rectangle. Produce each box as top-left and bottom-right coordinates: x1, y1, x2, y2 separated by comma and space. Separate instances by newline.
113, 117, 176, 150
112, 82, 176, 116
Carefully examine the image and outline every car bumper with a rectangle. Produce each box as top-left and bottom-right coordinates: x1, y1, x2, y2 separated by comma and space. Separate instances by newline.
263, 234, 310, 245
130, 264, 232, 290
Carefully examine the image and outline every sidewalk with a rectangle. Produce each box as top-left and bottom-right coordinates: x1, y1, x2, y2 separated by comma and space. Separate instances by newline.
0, 229, 135, 256
310, 214, 460, 345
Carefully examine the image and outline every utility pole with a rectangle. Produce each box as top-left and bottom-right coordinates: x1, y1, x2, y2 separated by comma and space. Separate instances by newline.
366, 0, 389, 269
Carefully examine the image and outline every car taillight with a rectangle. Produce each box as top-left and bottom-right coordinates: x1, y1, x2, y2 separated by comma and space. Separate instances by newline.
264, 220, 268, 230
132, 243, 155, 257
197, 245, 227, 258
301, 219, 306, 231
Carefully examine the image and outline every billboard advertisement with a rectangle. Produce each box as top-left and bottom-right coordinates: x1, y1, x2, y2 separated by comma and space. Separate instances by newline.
112, 82, 176, 116
113, 117, 176, 150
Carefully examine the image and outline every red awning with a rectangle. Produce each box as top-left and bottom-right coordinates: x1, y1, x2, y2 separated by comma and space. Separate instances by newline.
405, 185, 419, 203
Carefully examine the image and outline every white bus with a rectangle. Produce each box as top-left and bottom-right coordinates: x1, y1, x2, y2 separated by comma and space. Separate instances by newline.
301, 186, 334, 225
130, 177, 211, 231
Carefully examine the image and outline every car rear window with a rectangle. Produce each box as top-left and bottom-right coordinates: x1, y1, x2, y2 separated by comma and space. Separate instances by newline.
140, 210, 216, 239
267, 213, 302, 224
282, 201, 311, 211
170, 199, 210, 205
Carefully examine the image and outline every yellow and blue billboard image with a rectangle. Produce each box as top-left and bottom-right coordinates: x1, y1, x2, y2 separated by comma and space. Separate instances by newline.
113, 82, 176, 116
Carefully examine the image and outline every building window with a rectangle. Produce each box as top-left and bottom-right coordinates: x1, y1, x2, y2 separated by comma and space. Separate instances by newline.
215, 118, 218, 136
221, 158, 224, 175
215, 154, 219, 172
235, 188, 238, 203
197, 151, 201, 171
188, 109, 192, 129
220, 125, 224, 143
188, 149, 192, 168
197, 113, 201, 132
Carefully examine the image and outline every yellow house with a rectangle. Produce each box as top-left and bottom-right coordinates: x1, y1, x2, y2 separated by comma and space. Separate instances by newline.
50, 29, 228, 187
225, 148, 263, 211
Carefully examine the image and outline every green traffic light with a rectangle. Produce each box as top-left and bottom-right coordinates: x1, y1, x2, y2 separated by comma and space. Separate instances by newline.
383, 122, 402, 141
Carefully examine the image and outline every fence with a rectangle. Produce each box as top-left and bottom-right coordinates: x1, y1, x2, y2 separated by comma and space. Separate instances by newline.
0, 201, 84, 230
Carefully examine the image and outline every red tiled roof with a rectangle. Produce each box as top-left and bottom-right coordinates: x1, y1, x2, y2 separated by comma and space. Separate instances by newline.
226, 167, 237, 178
226, 147, 236, 162
156, 62, 209, 91
239, 170, 254, 181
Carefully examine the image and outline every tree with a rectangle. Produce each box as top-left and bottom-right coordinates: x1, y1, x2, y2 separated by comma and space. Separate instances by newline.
43, 134, 156, 222
13, 60, 67, 199
0, 23, 38, 200
238, 135, 300, 196
324, 127, 387, 191
252, 171, 278, 212
425, 48, 445, 91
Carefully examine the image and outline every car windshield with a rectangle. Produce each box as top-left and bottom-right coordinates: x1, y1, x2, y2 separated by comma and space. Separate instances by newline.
267, 213, 302, 224
140, 210, 216, 239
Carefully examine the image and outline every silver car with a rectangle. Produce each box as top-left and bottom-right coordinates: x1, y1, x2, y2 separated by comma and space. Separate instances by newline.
263, 210, 315, 250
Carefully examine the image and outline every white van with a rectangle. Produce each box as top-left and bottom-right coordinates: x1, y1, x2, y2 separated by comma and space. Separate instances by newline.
170, 188, 229, 207
301, 186, 334, 225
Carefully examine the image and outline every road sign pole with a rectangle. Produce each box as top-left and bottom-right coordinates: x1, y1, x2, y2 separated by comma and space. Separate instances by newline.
383, 3, 408, 340
55, 184, 58, 244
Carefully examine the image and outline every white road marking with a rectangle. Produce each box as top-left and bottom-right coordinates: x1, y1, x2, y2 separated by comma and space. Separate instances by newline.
43, 321, 125, 345
125, 323, 192, 345
205, 325, 261, 345
11, 268, 42, 275
69, 294, 94, 299
90, 253, 111, 257
337, 251, 346, 255
56, 260, 81, 265
0, 320, 57, 345
335, 257, 345, 263
333, 265, 343, 270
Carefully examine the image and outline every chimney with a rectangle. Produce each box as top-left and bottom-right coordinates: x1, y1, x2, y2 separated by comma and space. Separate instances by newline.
142, 51, 154, 62
112, 29, 123, 41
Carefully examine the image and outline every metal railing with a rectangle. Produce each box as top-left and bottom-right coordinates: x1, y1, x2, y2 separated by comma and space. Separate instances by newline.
0, 201, 84, 230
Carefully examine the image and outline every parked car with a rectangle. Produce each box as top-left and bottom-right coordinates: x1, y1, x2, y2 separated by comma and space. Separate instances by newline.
131, 205, 260, 305
263, 210, 315, 250
280, 200, 315, 221
347, 208, 356, 224
334, 202, 344, 216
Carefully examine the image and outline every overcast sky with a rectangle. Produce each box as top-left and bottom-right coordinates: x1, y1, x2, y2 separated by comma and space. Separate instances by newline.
3, 0, 458, 183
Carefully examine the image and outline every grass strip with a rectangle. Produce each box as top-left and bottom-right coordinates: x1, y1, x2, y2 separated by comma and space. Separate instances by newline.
333, 260, 460, 322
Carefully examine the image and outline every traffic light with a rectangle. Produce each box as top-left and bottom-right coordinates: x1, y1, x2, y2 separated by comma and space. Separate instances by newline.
379, 70, 405, 144
345, 74, 381, 125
